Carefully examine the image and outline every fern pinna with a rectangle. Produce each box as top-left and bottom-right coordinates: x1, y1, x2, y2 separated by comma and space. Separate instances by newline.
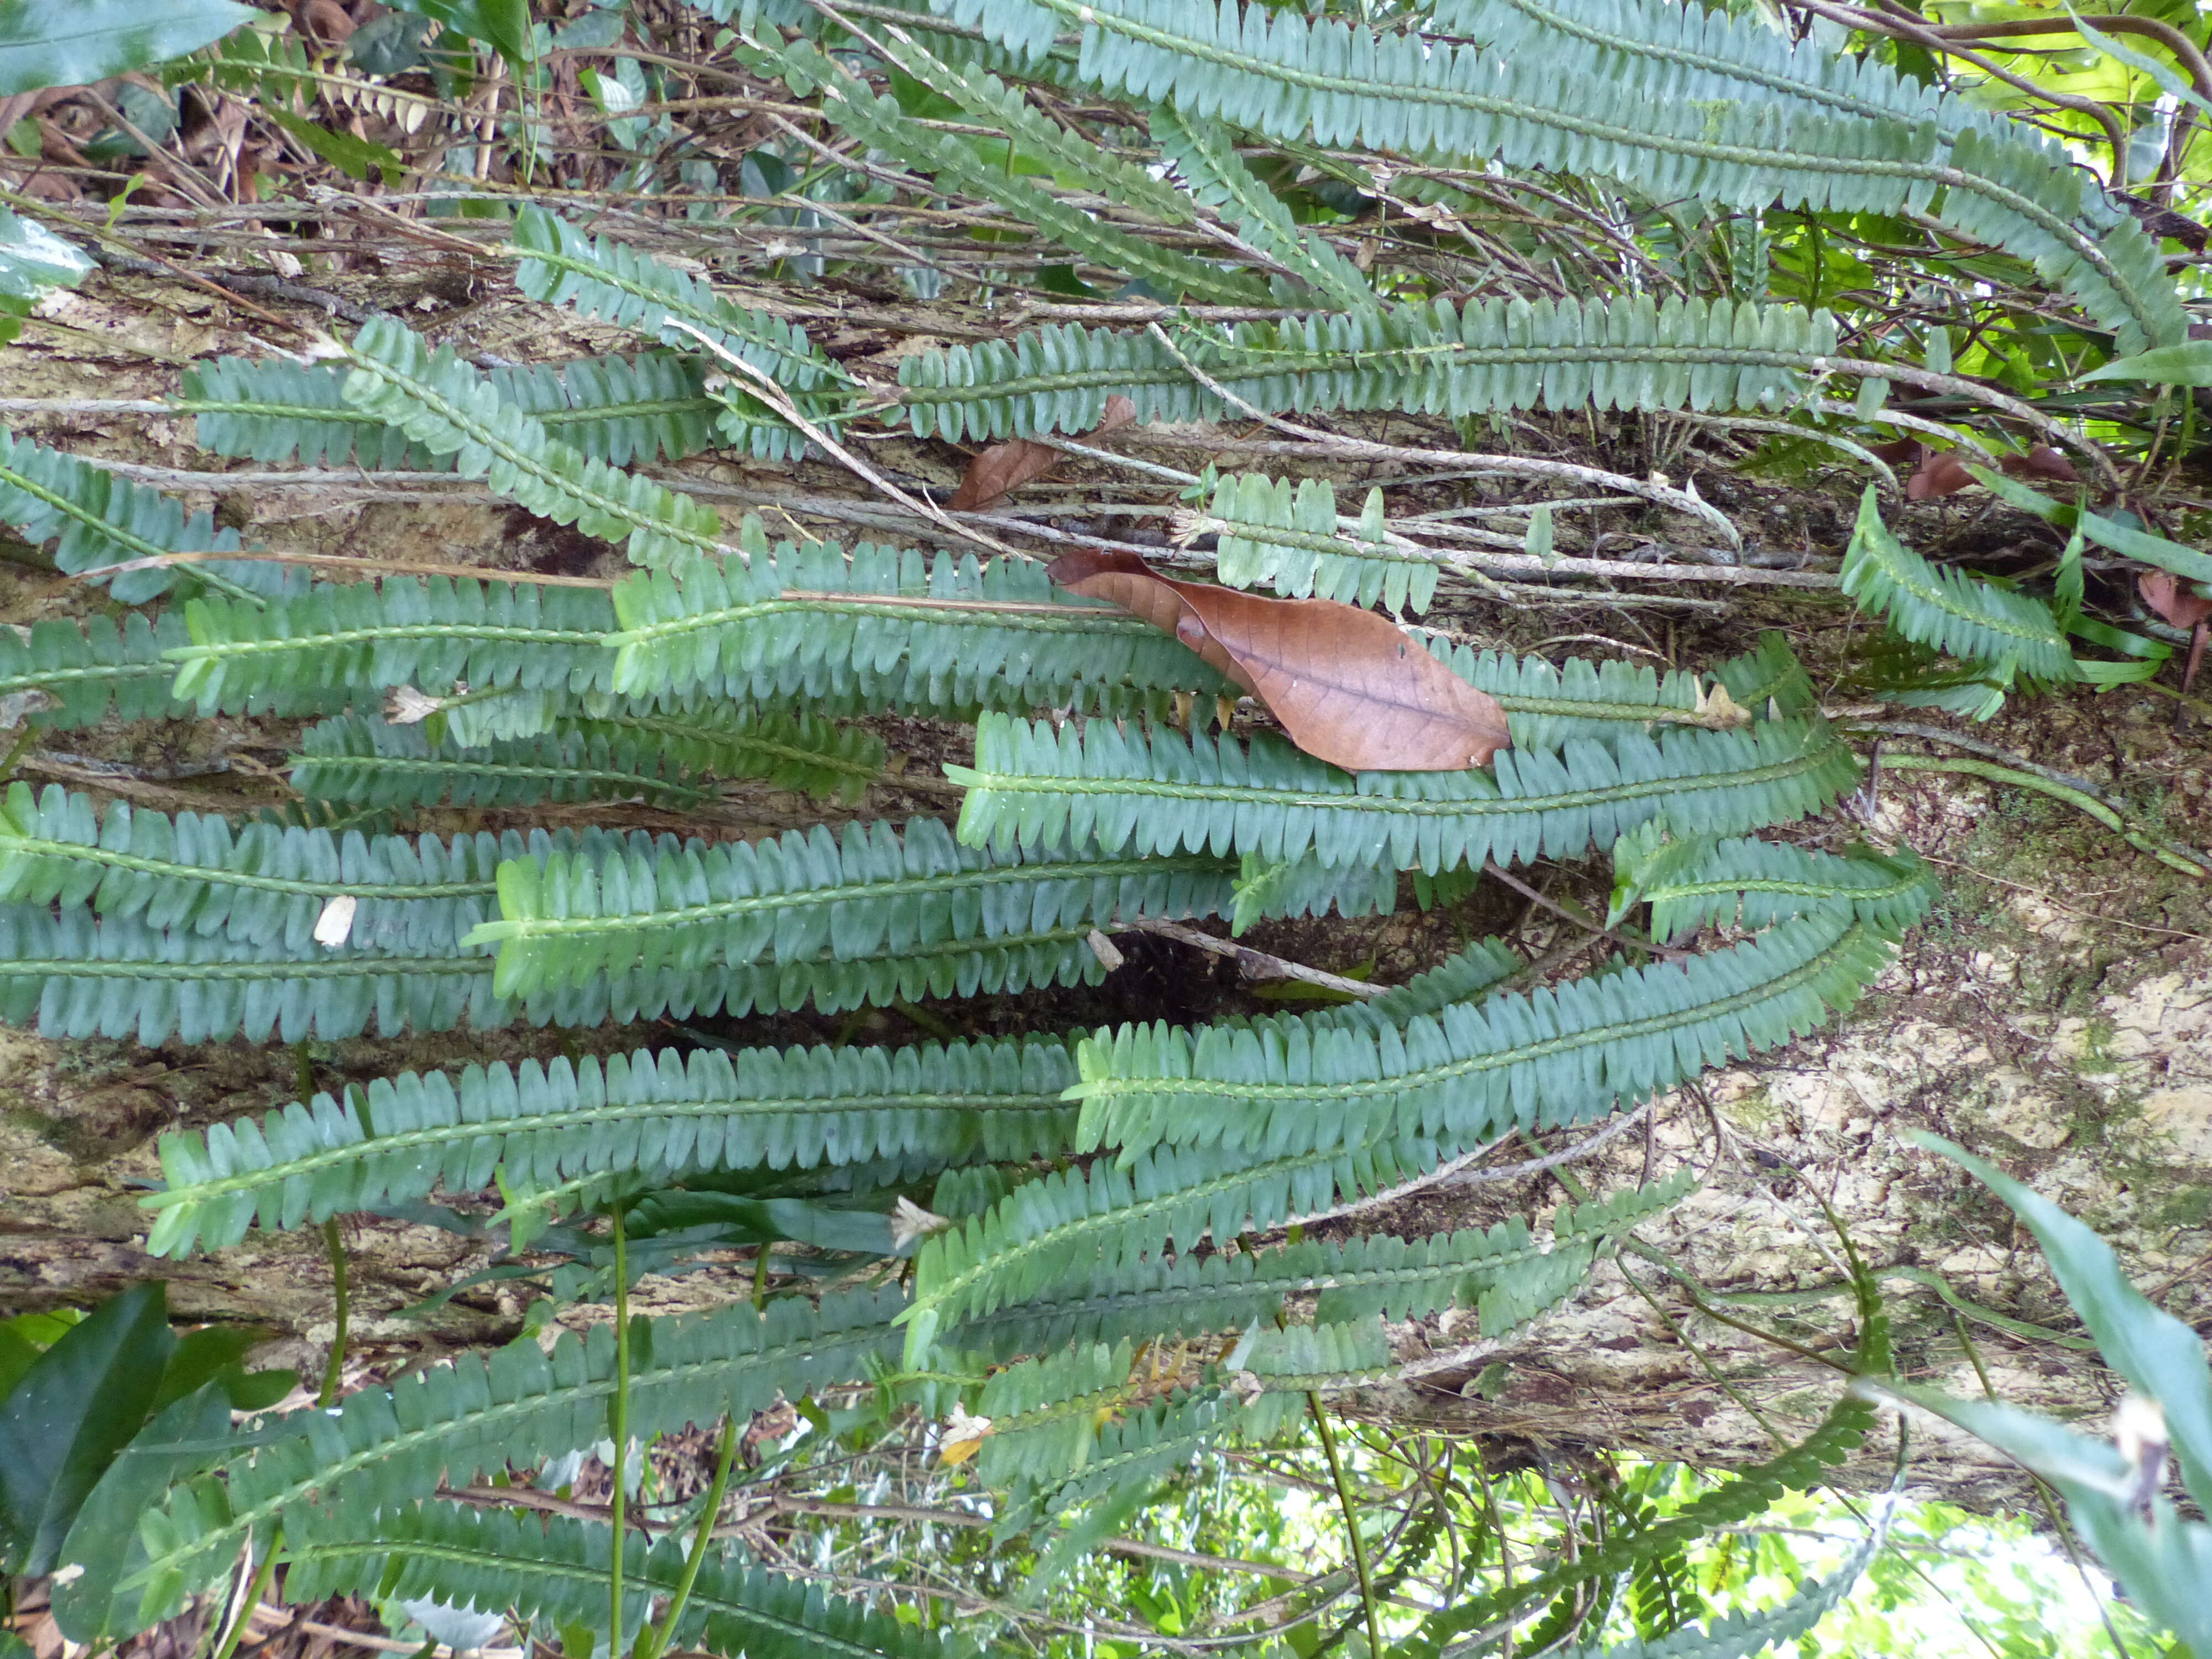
11, 0, 2136, 1645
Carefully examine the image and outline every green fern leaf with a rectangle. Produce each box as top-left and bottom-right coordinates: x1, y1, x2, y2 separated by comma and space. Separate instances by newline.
143, 1037, 1078, 1257
341, 315, 729, 568
739, 30, 1269, 305
282, 1500, 943, 1659
290, 713, 717, 810
950, 711, 1861, 875
1150, 105, 1375, 311
465, 816, 1292, 998
1711, 629, 1818, 718
897, 295, 1842, 442
118, 1291, 907, 1635
1074, 909, 1915, 1161
1196, 471, 1431, 613
1610, 827, 1941, 945
1840, 486, 2077, 682
0, 612, 192, 729
927, 0, 2180, 352
0, 426, 285, 605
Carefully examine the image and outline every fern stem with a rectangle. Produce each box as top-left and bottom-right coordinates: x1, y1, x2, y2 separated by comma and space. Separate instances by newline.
1308, 1394, 1383, 1659
610, 1199, 631, 1658
318, 1217, 349, 1408
1876, 754, 2211, 878
208, 1526, 283, 1659
637, 1413, 740, 1659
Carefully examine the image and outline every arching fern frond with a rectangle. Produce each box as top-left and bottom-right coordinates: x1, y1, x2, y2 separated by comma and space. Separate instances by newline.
290, 713, 717, 811
1712, 629, 1818, 718
740, 32, 1269, 305
342, 315, 730, 568
117, 1291, 907, 1636
557, 702, 889, 804
1609, 824, 1940, 945
924, 0, 2180, 351
1839, 486, 2077, 682
282, 1500, 943, 1659
950, 712, 1860, 874
143, 1038, 1079, 1257
964, 1168, 1693, 1359
1073, 910, 1913, 1161
1428, 0, 2013, 145
0, 427, 285, 606
511, 206, 846, 395
465, 816, 1261, 998
0, 612, 192, 729
897, 295, 1843, 441
185, 352, 725, 472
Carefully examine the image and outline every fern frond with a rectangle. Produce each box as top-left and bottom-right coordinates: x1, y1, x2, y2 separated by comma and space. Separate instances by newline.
902, 1134, 1459, 1355
0, 902, 504, 1045
1150, 106, 1375, 310
1711, 630, 1818, 718
0, 427, 285, 605
1429, 0, 2013, 144
165, 577, 621, 716
605, 529, 1235, 714
510, 206, 846, 407
1611, 827, 1942, 945
0, 781, 526, 952
1839, 486, 2077, 682
0, 613, 192, 729
290, 714, 717, 811
1074, 910, 1913, 1161
838, 17, 1194, 225
1244, 1317, 1395, 1394
283, 1500, 943, 1659
1437, 636, 1757, 751
463, 816, 1248, 998
926, 0, 2180, 351
977, 1339, 1135, 1486
118, 1291, 907, 1635
341, 316, 729, 568
897, 295, 1843, 441
740, 31, 1269, 305
1196, 472, 1431, 613
143, 1038, 1078, 1257
558, 702, 889, 804
950, 712, 1860, 875
185, 352, 725, 472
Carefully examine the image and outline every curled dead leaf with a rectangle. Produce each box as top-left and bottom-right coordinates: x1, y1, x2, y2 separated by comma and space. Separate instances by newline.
1906, 450, 1977, 500
1048, 547, 1510, 772
2140, 570, 2212, 695
948, 394, 1136, 512
1999, 444, 2081, 485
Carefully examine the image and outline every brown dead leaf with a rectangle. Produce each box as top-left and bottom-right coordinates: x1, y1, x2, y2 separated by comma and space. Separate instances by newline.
948, 394, 1136, 511
1048, 546, 1510, 771
1866, 436, 1923, 467
1906, 450, 1977, 500
1999, 444, 2081, 485
2141, 570, 2212, 696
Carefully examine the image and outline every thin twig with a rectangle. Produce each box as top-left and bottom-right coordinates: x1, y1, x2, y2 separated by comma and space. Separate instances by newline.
1122, 916, 1387, 1000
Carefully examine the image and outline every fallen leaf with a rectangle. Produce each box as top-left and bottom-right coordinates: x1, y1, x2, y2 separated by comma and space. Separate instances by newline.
1866, 437, 1923, 467
1907, 450, 1978, 500
2141, 570, 2212, 695
948, 394, 1136, 511
1048, 546, 1510, 771
1999, 445, 2081, 484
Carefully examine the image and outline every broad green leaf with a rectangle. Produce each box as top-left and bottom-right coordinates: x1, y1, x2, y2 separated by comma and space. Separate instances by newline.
262, 107, 404, 185
2068, 10, 2212, 121
0, 1282, 174, 1576
1906, 1129, 2212, 1503
0, 0, 257, 95
49, 1382, 239, 1645
2078, 341, 2212, 386
0, 205, 94, 345
1972, 467, 2212, 586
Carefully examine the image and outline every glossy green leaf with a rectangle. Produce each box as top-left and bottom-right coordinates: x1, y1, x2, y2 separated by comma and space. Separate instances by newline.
0, 0, 257, 94
0, 1282, 173, 1576
2077, 340, 2212, 385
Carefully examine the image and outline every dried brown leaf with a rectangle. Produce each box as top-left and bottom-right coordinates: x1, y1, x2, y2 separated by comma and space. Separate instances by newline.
1048, 546, 1510, 771
1999, 444, 2081, 484
1906, 450, 1977, 500
948, 394, 1135, 511
2141, 571, 2212, 697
